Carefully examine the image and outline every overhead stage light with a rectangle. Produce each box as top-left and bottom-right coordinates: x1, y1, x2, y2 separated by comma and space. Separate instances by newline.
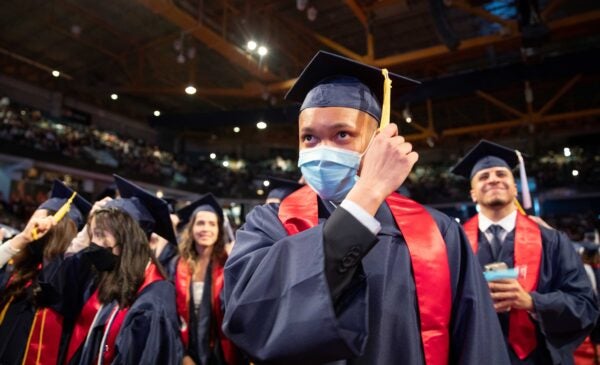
257, 46, 268, 56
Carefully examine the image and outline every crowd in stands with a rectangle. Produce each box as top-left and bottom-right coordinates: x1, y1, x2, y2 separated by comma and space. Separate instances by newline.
1, 97, 599, 237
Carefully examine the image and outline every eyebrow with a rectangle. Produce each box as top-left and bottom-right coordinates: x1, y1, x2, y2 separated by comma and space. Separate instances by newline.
300, 122, 354, 134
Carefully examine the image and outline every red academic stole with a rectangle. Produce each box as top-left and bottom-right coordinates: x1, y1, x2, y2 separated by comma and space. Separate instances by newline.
21, 308, 63, 365
64, 291, 101, 364
175, 259, 241, 365
101, 263, 164, 364
175, 259, 192, 348
463, 213, 542, 360
279, 186, 452, 365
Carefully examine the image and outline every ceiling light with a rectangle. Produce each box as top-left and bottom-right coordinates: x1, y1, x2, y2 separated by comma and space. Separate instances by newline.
297, 0, 308, 11
263, 180, 270, 187
257, 46, 268, 56
233, 126, 240, 133
156, 190, 164, 198
223, 161, 230, 167
51, 70, 60, 78
572, 169, 579, 177
402, 105, 412, 123
307, 6, 318, 21
153, 110, 161, 117
256, 121, 267, 130
563, 147, 571, 157
185, 85, 197, 95
257, 189, 264, 196
110, 93, 118, 100
210, 153, 216, 160
247, 40, 257, 51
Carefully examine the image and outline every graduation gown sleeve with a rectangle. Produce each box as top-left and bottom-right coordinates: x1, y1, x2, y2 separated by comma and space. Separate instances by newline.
112, 281, 184, 365
37, 246, 99, 318
529, 227, 599, 363
222, 204, 371, 364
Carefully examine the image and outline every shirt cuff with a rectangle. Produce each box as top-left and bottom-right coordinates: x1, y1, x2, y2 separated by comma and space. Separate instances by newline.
340, 199, 382, 235
0, 239, 20, 268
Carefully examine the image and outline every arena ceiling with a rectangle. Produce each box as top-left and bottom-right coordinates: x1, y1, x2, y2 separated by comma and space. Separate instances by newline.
0, 0, 599, 150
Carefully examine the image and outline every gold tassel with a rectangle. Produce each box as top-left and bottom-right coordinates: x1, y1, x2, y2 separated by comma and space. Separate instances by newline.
514, 199, 526, 215
379, 68, 392, 131
32, 192, 77, 240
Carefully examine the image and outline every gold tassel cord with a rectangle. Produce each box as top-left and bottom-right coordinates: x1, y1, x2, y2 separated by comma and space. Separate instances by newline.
380, 68, 392, 131
20, 309, 40, 365
0, 297, 14, 325
35, 310, 48, 365
31, 192, 77, 240
514, 199, 526, 215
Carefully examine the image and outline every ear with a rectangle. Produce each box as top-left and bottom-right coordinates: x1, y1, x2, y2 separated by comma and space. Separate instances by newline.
470, 188, 477, 203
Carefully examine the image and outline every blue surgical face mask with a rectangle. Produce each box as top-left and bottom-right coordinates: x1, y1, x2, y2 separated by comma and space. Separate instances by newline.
298, 132, 375, 202
298, 146, 360, 202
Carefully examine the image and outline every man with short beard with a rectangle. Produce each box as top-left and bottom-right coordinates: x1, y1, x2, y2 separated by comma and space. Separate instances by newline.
451, 139, 599, 364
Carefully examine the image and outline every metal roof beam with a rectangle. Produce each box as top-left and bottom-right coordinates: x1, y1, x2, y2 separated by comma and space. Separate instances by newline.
135, 0, 278, 81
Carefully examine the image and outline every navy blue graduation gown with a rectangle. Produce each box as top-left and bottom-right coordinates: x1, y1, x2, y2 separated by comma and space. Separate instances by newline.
222, 200, 510, 364
0, 266, 35, 365
476, 226, 599, 364
173, 258, 248, 365
0, 259, 65, 364
37, 248, 100, 364
158, 243, 179, 281
76, 280, 183, 365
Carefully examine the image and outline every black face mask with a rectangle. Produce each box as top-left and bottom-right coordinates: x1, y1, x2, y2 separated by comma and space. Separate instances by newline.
86, 243, 118, 272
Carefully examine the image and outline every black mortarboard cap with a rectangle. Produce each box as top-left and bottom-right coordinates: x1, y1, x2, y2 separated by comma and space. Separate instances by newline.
574, 241, 600, 257
177, 193, 223, 227
38, 180, 92, 229
285, 51, 420, 122
450, 140, 520, 179
266, 177, 303, 201
112, 175, 177, 245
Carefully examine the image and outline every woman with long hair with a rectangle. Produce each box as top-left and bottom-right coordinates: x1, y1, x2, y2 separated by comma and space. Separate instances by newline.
175, 193, 246, 365
75, 203, 182, 364
0, 180, 90, 365
42, 175, 182, 364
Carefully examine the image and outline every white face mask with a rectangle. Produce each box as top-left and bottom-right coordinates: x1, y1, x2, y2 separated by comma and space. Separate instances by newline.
297, 131, 376, 202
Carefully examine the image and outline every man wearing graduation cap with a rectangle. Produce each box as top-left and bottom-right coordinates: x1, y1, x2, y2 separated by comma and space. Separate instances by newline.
222, 51, 509, 364
451, 139, 598, 364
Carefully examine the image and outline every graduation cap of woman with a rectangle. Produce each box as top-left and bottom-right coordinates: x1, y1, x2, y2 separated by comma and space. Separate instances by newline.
177, 193, 223, 227
38, 180, 92, 229
109, 175, 178, 245
285, 50, 420, 125
450, 139, 532, 210
177, 193, 237, 243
